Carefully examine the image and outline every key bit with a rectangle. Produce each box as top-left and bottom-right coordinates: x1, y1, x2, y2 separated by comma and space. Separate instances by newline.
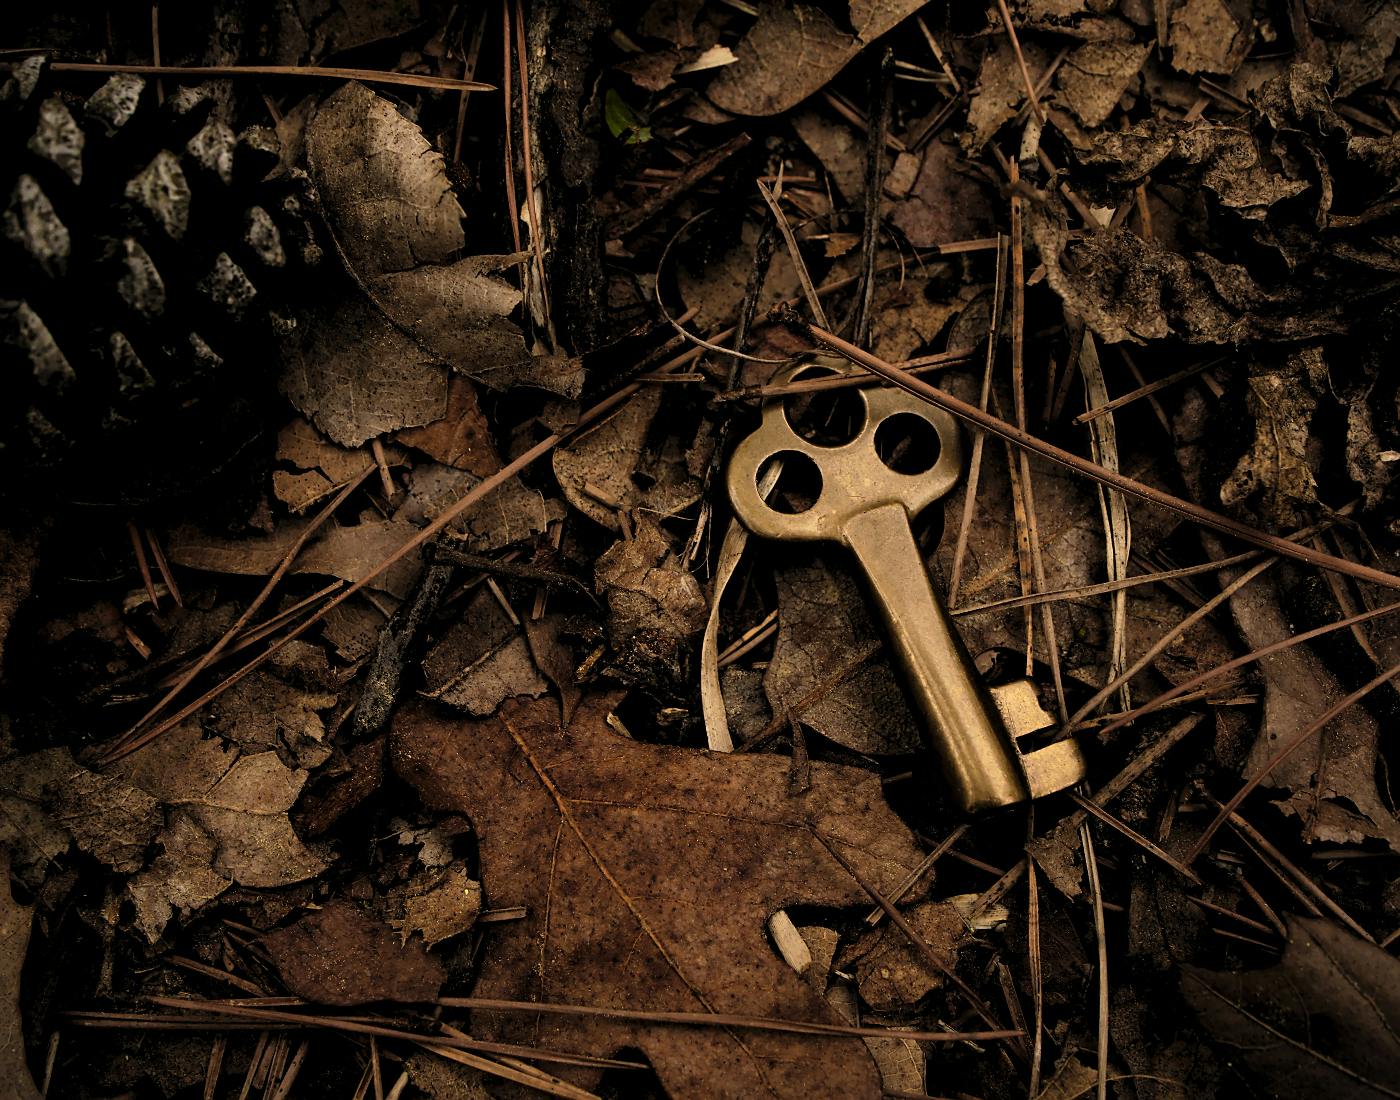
727, 357, 1086, 813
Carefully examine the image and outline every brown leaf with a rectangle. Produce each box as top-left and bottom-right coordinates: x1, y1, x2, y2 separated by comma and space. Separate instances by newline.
1183, 918, 1400, 1098
306, 82, 464, 277
263, 898, 445, 1005
422, 588, 549, 716
963, 37, 1050, 155
595, 519, 708, 647
887, 138, 994, 249
279, 291, 450, 447
394, 376, 502, 478
1169, 0, 1252, 76
295, 516, 425, 599
126, 810, 231, 943
706, 0, 926, 117
0, 747, 161, 875
391, 694, 927, 1099
1216, 562, 1400, 850
841, 899, 963, 1012
1219, 352, 1322, 529
764, 554, 922, 756
553, 388, 703, 532
113, 722, 328, 888
0, 851, 40, 1100
389, 862, 482, 948
274, 418, 399, 513
1055, 42, 1150, 128
404, 463, 565, 551
792, 110, 867, 207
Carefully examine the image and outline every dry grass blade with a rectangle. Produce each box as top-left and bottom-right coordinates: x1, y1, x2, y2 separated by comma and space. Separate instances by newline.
756, 180, 829, 328
791, 319, 1400, 590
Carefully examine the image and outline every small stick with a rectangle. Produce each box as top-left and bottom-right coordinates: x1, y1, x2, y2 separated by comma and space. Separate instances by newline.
145, 529, 183, 607
370, 439, 396, 499
1073, 359, 1218, 424
34, 61, 494, 93
128, 520, 161, 610
996, 0, 1045, 123
862, 824, 969, 928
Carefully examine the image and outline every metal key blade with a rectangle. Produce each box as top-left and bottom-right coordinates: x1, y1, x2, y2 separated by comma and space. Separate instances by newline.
842, 502, 1029, 812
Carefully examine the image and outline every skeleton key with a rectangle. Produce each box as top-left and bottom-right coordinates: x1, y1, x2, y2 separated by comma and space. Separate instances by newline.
727, 358, 1086, 813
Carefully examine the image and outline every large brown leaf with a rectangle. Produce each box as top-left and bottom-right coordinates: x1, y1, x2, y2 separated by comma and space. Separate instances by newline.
1183, 918, 1400, 1099
391, 694, 927, 1099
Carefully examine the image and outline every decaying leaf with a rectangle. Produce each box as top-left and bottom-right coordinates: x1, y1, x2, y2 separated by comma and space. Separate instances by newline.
205, 668, 338, 769
404, 463, 565, 552
764, 554, 922, 756
391, 693, 927, 1099
263, 898, 446, 1005
1219, 351, 1322, 529
553, 387, 704, 532
390, 862, 482, 947
0, 746, 161, 875
422, 588, 549, 716
707, 1, 927, 118
126, 810, 231, 943
0, 851, 40, 1100
1169, 0, 1252, 75
1055, 42, 1150, 128
595, 518, 707, 651
963, 37, 1050, 154
675, 219, 801, 329
113, 721, 328, 888
295, 516, 424, 598
792, 110, 867, 207
1184, 918, 1400, 1098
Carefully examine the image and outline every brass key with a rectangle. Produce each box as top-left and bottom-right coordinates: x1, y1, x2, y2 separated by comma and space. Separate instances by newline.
727, 358, 1085, 813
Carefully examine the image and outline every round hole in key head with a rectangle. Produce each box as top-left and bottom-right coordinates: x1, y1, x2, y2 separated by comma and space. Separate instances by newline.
783, 368, 866, 447
874, 412, 941, 475
757, 450, 822, 514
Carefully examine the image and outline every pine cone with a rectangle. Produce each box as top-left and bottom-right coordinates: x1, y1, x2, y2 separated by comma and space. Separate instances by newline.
0, 56, 322, 507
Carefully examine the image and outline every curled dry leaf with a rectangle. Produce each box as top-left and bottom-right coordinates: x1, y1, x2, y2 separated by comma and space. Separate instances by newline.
1183, 918, 1400, 1098
263, 897, 445, 1005
391, 693, 926, 1099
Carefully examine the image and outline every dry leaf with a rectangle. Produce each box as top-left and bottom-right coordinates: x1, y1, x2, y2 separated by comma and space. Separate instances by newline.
206, 668, 338, 769
964, 38, 1050, 154
280, 291, 450, 447
793, 110, 867, 207
404, 462, 565, 551
707, 1, 926, 117
113, 721, 328, 888
595, 518, 708, 649
1184, 918, 1400, 1098
887, 138, 994, 249
841, 898, 963, 1012
1055, 42, 1150, 128
764, 554, 922, 756
263, 898, 445, 1005
394, 375, 502, 477
0, 851, 40, 1100
553, 387, 704, 532
422, 588, 549, 716
390, 862, 482, 947
295, 516, 424, 598
1169, 0, 1252, 76
126, 810, 231, 942
1217, 565, 1400, 850
0, 747, 161, 875
0, 524, 41, 668
391, 693, 926, 1099
1219, 353, 1322, 529
306, 82, 464, 276
274, 417, 397, 512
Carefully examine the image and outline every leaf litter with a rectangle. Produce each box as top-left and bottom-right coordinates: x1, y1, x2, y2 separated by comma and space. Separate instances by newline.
4, 4, 1400, 1100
